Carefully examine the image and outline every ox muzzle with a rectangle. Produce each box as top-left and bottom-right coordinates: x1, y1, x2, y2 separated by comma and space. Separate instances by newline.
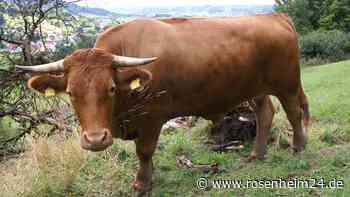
80, 129, 113, 151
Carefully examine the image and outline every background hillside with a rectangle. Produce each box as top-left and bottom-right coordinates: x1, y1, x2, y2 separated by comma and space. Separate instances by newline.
67, 3, 273, 19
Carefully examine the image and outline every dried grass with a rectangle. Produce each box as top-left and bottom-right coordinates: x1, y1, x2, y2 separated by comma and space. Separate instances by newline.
0, 133, 87, 197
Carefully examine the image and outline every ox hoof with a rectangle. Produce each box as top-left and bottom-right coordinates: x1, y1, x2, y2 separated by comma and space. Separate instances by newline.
133, 180, 152, 197
134, 190, 152, 197
242, 154, 266, 163
290, 145, 305, 154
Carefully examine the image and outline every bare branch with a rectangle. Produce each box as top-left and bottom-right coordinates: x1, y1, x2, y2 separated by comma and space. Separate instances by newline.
0, 35, 22, 45
0, 0, 81, 147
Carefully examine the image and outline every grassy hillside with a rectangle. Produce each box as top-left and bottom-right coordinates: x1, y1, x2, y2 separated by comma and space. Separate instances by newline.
1, 61, 350, 196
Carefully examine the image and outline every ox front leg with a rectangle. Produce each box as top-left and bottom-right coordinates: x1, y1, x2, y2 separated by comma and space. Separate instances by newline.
247, 96, 275, 161
133, 126, 161, 196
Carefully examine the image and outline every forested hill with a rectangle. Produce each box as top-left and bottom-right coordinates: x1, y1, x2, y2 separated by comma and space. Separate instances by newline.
66, 4, 120, 17
68, 4, 273, 18
1, 1, 273, 18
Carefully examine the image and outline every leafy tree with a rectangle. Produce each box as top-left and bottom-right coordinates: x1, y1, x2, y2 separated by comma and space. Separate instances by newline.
275, 0, 323, 34
319, 0, 350, 32
275, 0, 350, 34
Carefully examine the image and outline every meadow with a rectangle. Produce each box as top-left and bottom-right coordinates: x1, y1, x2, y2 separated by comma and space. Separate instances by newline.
0, 60, 350, 197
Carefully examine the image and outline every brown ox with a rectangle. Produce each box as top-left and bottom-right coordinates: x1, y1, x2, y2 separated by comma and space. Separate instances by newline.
17, 13, 310, 193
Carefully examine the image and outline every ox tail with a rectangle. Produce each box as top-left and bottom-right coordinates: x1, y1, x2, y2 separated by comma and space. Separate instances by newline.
299, 87, 310, 127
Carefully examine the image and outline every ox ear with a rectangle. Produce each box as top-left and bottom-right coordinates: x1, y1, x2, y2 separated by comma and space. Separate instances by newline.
115, 68, 152, 92
28, 74, 67, 95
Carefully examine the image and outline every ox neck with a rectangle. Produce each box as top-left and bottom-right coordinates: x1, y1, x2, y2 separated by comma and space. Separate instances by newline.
112, 87, 167, 140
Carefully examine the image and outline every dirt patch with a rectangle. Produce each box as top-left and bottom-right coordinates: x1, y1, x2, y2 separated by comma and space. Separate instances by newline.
208, 102, 256, 151
319, 146, 338, 156
162, 102, 257, 152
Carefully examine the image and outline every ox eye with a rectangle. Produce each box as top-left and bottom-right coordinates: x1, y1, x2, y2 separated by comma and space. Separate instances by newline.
110, 86, 116, 93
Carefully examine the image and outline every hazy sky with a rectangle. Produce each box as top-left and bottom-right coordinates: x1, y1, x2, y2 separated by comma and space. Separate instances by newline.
78, 0, 275, 8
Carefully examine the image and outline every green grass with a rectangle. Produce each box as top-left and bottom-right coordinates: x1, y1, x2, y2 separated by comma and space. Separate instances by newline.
1, 60, 350, 197
302, 61, 350, 123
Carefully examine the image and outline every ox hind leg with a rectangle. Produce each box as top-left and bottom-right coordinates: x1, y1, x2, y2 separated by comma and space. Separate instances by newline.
248, 95, 275, 160
277, 89, 308, 152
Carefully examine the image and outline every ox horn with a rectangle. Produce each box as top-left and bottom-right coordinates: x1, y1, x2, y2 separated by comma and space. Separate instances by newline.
15, 59, 65, 72
112, 55, 158, 67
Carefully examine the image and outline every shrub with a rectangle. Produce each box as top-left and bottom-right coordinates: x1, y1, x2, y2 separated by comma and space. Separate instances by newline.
299, 30, 350, 65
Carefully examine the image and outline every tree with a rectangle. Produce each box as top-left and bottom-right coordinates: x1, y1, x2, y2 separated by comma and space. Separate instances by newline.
0, 0, 80, 154
275, 0, 324, 34
319, 0, 350, 32
275, 0, 350, 34
0, 0, 79, 65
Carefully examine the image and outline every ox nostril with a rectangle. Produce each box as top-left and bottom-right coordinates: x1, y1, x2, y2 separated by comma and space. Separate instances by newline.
83, 133, 91, 143
101, 130, 107, 142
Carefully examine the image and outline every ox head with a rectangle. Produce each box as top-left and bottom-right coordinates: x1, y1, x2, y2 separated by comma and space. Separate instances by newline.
16, 48, 157, 151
